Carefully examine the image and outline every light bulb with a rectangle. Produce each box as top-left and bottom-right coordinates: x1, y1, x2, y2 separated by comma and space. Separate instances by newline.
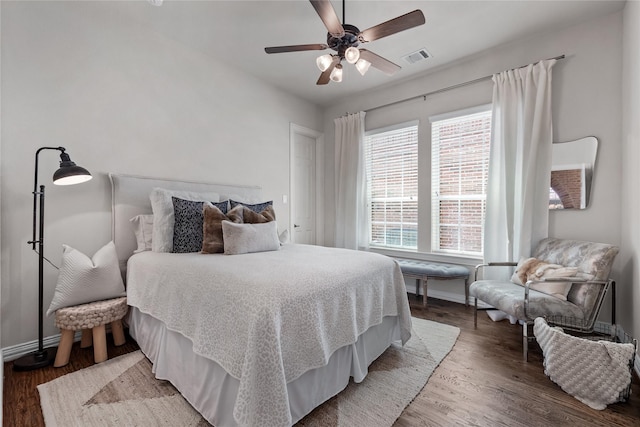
330, 64, 343, 82
316, 54, 333, 72
355, 58, 371, 76
345, 47, 360, 64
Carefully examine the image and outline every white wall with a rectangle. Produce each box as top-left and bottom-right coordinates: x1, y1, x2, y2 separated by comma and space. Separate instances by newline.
620, 0, 640, 341
0, 1, 322, 349
322, 11, 625, 324
0, 2, 3, 418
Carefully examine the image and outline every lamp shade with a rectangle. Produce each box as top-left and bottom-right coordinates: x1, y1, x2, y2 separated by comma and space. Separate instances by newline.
330, 64, 343, 82
345, 47, 360, 64
53, 152, 92, 185
316, 54, 334, 72
355, 58, 371, 76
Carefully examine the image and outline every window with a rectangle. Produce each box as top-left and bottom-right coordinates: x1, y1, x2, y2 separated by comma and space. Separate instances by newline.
431, 107, 492, 256
364, 106, 491, 257
364, 123, 418, 249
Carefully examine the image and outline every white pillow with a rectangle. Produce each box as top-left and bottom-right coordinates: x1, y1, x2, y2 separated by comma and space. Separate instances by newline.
130, 214, 154, 253
222, 221, 280, 255
150, 188, 220, 252
278, 229, 290, 245
47, 241, 126, 316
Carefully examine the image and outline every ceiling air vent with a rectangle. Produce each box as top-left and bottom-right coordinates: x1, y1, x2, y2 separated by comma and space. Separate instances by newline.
402, 48, 431, 65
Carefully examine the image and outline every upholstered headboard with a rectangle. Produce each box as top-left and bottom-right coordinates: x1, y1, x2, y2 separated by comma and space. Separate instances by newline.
109, 173, 262, 275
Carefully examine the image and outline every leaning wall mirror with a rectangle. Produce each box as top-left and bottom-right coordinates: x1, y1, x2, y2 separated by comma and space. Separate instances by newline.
549, 136, 598, 210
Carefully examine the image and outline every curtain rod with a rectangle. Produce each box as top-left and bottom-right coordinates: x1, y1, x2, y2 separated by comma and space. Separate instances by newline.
364, 54, 565, 114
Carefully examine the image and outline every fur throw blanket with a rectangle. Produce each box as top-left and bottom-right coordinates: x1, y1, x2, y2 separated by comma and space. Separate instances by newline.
513, 257, 578, 285
510, 257, 579, 300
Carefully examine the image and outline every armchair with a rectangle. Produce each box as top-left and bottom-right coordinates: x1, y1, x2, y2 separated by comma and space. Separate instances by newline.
469, 238, 619, 360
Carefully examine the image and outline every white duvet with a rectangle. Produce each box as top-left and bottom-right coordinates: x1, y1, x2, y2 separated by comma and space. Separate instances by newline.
126, 243, 412, 427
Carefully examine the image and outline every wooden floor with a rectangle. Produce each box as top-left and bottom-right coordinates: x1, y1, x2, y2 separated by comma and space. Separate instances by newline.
3, 297, 639, 426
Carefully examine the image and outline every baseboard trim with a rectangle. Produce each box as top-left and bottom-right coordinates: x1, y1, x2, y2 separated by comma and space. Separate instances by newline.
424, 288, 492, 308
2, 331, 82, 362
427, 289, 468, 306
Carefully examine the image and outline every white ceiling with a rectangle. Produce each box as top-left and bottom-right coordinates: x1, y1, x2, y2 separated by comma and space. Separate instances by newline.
120, 0, 625, 107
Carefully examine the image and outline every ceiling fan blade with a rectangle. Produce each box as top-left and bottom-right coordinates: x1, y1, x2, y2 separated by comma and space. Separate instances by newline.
316, 57, 340, 85
359, 49, 401, 76
359, 10, 425, 42
309, 0, 345, 38
265, 44, 328, 54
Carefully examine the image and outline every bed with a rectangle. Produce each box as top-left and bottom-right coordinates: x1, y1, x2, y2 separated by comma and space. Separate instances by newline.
109, 173, 412, 427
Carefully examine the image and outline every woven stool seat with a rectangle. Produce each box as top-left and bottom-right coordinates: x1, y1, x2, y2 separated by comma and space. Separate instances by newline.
55, 297, 128, 330
53, 297, 128, 368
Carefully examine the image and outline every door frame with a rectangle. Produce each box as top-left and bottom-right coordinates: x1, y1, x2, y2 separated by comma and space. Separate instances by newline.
289, 123, 324, 246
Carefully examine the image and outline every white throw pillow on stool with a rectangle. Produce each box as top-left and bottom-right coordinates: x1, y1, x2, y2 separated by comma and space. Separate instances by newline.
46, 241, 126, 316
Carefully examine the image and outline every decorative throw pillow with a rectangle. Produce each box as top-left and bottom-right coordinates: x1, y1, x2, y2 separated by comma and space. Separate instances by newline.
278, 229, 289, 244
202, 203, 243, 254
511, 257, 579, 300
229, 199, 273, 214
172, 198, 228, 253
46, 241, 126, 316
227, 205, 276, 224
150, 188, 220, 253
222, 221, 281, 255
130, 214, 154, 253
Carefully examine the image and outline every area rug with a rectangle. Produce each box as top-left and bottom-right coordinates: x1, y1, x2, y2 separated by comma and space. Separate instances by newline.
38, 317, 459, 426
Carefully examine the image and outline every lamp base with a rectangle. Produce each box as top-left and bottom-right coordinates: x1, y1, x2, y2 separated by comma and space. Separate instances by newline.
12, 347, 57, 371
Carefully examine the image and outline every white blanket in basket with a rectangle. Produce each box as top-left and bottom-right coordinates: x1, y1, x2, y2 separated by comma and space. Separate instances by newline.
534, 317, 635, 410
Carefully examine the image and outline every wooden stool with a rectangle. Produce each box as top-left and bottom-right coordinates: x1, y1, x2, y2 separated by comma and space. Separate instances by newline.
53, 297, 128, 368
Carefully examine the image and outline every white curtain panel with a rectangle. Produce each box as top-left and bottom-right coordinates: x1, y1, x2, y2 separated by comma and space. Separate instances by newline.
484, 59, 556, 272
334, 111, 368, 250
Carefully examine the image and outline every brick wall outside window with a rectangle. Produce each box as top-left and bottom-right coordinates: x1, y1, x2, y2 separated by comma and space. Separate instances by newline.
550, 169, 583, 209
431, 109, 491, 255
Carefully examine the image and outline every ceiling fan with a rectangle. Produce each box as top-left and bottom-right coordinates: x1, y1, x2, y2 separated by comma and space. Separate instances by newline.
264, 0, 425, 85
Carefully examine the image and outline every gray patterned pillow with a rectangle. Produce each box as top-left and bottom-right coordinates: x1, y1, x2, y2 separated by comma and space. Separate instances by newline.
229, 199, 273, 213
172, 198, 228, 253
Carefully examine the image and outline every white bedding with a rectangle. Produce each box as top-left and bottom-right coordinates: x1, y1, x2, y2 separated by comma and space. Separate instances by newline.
126, 243, 412, 427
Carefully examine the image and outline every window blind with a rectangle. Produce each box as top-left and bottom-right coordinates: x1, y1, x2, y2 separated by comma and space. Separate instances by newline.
365, 124, 419, 249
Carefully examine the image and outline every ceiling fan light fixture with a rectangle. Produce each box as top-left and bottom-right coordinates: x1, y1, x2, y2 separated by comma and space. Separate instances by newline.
264, 1, 425, 86
355, 58, 371, 76
345, 46, 360, 64
316, 54, 334, 72
330, 64, 343, 82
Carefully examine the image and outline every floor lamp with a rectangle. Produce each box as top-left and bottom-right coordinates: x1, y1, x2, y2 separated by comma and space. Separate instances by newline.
12, 147, 92, 371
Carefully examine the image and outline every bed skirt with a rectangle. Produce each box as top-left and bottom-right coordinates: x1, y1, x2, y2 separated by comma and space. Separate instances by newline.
128, 307, 402, 426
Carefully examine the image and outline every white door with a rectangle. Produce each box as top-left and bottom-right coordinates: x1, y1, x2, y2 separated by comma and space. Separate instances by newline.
290, 124, 323, 245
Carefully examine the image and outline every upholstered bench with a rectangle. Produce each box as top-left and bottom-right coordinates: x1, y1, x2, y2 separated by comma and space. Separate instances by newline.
396, 259, 470, 307
53, 296, 128, 367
